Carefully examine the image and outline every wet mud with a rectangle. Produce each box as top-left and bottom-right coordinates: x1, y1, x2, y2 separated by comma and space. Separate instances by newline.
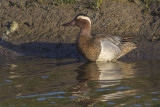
1, 0, 160, 60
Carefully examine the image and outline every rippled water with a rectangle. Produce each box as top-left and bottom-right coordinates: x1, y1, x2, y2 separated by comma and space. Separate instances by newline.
0, 56, 160, 107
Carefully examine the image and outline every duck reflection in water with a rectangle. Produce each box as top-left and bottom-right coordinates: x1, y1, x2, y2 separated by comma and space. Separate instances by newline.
70, 61, 137, 106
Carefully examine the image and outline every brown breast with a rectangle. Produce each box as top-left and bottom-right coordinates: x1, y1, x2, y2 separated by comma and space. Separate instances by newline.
77, 35, 101, 61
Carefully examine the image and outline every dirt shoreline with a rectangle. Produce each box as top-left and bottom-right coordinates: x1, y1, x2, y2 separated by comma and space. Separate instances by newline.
1, 0, 160, 60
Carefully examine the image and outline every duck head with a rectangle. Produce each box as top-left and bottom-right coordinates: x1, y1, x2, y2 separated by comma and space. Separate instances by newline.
62, 14, 91, 29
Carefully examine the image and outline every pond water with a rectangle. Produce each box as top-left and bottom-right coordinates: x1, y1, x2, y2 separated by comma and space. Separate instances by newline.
0, 56, 160, 107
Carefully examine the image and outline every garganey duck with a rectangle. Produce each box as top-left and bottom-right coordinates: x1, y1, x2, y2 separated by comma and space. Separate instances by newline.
62, 14, 137, 61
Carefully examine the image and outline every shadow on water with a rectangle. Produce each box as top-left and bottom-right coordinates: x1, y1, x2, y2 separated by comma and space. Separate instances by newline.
0, 38, 139, 61
0, 38, 82, 59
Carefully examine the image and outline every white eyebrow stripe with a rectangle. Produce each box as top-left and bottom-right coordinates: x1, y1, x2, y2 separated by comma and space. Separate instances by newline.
77, 16, 91, 24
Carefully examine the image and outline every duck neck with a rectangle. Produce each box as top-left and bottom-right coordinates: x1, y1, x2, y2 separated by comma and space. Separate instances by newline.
80, 26, 91, 36
76, 28, 91, 44
81, 23, 91, 35
77, 24, 91, 41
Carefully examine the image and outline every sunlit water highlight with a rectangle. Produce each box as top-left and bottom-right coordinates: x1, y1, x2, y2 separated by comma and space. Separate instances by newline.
0, 56, 160, 107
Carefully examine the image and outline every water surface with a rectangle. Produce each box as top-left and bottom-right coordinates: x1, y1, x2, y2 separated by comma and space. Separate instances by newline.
0, 56, 160, 107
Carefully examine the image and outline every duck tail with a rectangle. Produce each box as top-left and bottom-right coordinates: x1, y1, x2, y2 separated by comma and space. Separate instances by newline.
117, 42, 137, 59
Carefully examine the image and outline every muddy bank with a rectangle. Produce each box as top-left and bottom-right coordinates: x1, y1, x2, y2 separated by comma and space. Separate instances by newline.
0, 0, 160, 60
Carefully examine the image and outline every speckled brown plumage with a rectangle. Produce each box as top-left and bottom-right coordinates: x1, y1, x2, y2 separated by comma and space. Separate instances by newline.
77, 34, 101, 61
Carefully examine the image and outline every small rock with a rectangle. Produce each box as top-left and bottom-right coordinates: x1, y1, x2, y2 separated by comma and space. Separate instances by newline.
2, 21, 19, 41
9, 21, 18, 33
